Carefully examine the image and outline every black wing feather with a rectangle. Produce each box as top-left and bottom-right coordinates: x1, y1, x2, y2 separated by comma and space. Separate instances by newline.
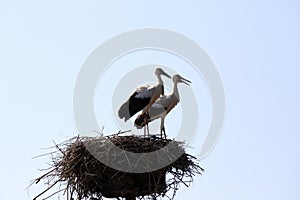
118, 92, 151, 121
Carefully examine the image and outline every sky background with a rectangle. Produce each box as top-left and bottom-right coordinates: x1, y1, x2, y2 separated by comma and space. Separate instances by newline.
1, 0, 299, 199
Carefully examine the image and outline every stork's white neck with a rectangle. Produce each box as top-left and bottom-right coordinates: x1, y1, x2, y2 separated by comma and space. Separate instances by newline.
172, 81, 180, 102
156, 74, 163, 85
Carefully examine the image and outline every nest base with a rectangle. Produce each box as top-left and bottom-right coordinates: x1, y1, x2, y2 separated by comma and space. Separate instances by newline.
33, 135, 203, 200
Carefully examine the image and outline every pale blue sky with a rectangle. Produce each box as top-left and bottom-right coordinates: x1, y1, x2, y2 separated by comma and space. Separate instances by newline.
0, 0, 299, 199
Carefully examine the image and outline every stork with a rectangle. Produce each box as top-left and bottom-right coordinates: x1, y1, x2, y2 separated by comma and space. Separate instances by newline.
118, 68, 171, 136
134, 74, 191, 139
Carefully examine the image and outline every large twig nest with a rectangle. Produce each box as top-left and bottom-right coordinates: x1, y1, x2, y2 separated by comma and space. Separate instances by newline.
32, 134, 203, 200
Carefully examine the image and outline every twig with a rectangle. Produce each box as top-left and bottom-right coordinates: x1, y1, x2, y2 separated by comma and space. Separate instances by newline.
33, 179, 62, 200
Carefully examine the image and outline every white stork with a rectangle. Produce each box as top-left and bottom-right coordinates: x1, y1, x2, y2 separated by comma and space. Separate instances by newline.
134, 74, 191, 139
118, 68, 171, 135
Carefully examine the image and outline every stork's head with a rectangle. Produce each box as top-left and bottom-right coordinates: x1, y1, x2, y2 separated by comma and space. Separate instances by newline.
155, 68, 171, 78
172, 74, 192, 85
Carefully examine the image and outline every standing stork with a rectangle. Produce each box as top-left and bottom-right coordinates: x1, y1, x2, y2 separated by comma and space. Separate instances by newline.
134, 74, 191, 139
118, 68, 171, 136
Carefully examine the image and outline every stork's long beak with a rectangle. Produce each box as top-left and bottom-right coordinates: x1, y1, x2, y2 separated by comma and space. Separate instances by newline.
161, 70, 172, 79
181, 77, 192, 85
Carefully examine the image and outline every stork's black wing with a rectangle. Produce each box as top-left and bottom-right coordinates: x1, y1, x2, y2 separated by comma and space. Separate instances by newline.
118, 91, 151, 121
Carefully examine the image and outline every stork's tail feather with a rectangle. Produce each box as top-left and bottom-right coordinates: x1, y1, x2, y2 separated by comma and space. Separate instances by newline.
134, 112, 151, 128
118, 101, 131, 121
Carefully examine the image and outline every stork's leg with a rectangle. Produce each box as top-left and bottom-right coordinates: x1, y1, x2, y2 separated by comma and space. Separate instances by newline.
143, 115, 150, 138
160, 117, 166, 139
143, 123, 149, 138
142, 109, 148, 137
144, 106, 151, 137
162, 127, 166, 139
144, 125, 149, 137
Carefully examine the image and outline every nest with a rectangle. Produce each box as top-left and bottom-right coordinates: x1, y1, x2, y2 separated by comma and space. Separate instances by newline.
32, 134, 203, 200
